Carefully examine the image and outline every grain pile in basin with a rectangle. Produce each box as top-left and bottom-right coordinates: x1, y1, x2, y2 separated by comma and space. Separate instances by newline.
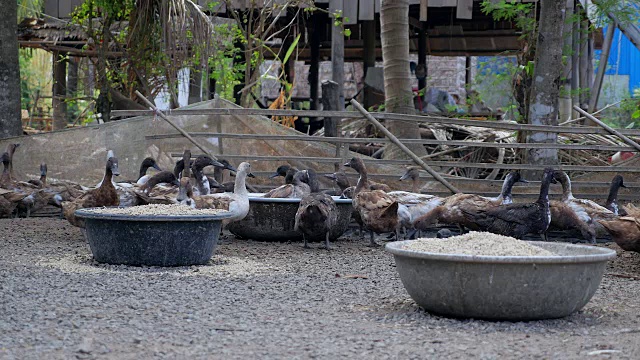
80, 204, 226, 216
404, 231, 556, 256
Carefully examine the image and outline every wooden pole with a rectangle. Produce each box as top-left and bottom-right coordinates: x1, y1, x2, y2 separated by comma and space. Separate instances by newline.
52, 50, 68, 130
351, 98, 460, 194
134, 90, 217, 159
574, 105, 640, 152
330, 0, 345, 109
362, 19, 376, 109
589, 24, 615, 112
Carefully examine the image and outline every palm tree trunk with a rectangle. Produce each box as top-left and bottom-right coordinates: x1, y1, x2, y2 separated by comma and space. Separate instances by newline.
0, 0, 23, 138
526, 0, 565, 175
380, 0, 426, 159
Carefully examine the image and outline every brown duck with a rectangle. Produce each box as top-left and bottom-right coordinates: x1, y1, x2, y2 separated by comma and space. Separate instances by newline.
62, 156, 120, 227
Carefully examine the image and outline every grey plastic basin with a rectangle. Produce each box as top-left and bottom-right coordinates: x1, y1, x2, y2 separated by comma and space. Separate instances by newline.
227, 194, 353, 241
75, 208, 234, 267
385, 240, 617, 321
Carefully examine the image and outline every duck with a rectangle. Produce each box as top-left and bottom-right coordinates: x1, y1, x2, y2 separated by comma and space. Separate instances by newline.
211, 159, 247, 193
344, 157, 404, 246
133, 171, 181, 205
460, 167, 557, 240
604, 175, 627, 216
324, 171, 352, 196
270, 165, 298, 183
549, 171, 617, 240
263, 170, 311, 198
190, 155, 226, 196
28, 163, 48, 188
598, 217, 640, 253
399, 167, 423, 193
178, 162, 254, 224
413, 171, 527, 231
134, 157, 163, 185
295, 192, 338, 250
62, 155, 120, 227
0, 154, 29, 217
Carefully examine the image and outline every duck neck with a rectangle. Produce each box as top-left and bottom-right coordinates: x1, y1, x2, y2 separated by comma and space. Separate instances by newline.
192, 167, 209, 195
412, 176, 419, 193
101, 167, 114, 189
354, 169, 369, 194
0, 164, 10, 187
536, 176, 552, 207
138, 164, 150, 180
40, 175, 47, 188
214, 167, 224, 183
499, 174, 516, 202
606, 183, 620, 209
558, 172, 573, 200
234, 171, 248, 195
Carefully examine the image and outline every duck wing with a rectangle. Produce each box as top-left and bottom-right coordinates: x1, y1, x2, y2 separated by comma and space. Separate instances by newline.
598, 217, 640, 252
194, 194, 232, 210
263, 184, 294, 198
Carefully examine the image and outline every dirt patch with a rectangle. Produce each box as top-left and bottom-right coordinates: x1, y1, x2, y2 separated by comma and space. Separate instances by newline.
1, 218, 639, 359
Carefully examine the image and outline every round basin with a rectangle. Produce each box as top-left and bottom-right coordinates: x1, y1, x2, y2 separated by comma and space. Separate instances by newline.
75, 208, 234, 266
227, 194, 353, 241
385, 241, 617, 321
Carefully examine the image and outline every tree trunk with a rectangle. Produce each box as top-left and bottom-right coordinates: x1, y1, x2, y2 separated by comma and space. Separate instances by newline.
52, 51, 68, 130
0, 0, 23, 138
526, 0, 565, 176
380, 0, 426, 159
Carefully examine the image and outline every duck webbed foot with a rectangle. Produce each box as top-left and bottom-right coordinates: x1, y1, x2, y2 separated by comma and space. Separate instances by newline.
366, 231, 380, 247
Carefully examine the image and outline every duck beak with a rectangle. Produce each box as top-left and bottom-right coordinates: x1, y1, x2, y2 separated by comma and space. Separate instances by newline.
248, 173, 256, 178
343, 162, 351, 168
111, 164, 120, 176
399, 173, 410, 181
269, 172, 280, 179
621, 183, 628, 188
177, 187, 187, 202
171, 179, 180, 187
209, 179, 223, 188
518, 178, 529, 183
550, 177, 558, 184
324, 173, 337, 181
152, 163, 162, 172
210, 159, 225, 168
225, 164, 238, 172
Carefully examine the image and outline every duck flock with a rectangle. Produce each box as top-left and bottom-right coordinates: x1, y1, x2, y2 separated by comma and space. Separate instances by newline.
0, 142, 638, 253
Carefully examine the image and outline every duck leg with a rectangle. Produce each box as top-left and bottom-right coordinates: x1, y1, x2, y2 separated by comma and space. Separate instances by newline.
323, 231, 332, 250
367, 231, 379, 247
540, 232, 549, 242
303, 234, 311, 249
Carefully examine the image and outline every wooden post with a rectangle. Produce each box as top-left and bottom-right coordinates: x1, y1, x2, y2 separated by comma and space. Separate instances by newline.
52, 50, 67, 130
574, 106, 640, 152
134, 90, 217, 159
571, 3, 580, 118
579, 15, 589, 109
67, 56, 78, 120
322, 81, 341, 171
589, 24, 615, 113
362, 20, 377, 109
309, 13, 320, 113
351, 99, 460, 194
418, 25, 427, 94
330, 0, 345, 110
559, 0, 574, 123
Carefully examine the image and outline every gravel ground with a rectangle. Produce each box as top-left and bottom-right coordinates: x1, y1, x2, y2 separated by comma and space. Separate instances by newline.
1, 218, 639, 359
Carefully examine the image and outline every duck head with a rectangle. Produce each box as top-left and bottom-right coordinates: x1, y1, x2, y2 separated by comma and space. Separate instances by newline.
612, 175, 626, 189
293, 169, 310, 184
40, 163, 48, 177
177, 177, 194, 204
1, 153, 11, 170
237, 162, 255, 178
270, 165, 291, 179
325, 172, 350, 189
141, 157, 162, 172
505, 171, 529, 184
399, 168, 420, 181
106, 157, 120, 176
340, 186, 355, 199
544, 168, 558, 184
191, 155, 225, 172
343, 157, 366, 174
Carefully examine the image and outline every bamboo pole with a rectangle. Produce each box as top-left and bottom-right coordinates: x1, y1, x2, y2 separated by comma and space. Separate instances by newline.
134, 90, 217, 159
350, 99, 460, 194
573, 105, 640, 152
